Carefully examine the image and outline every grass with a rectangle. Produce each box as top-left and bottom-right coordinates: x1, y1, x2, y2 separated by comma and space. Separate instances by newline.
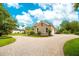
8, 33, 51, 38
8, 33, 27, 36
63, 38, 79, 56
8, 33, 52, 38
0, 36, 16, 47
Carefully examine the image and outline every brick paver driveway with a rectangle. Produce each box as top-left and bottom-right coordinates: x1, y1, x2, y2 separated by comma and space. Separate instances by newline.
0, 34, 79, 56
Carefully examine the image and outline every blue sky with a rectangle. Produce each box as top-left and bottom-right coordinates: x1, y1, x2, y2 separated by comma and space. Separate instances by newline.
2, 3, 79, 29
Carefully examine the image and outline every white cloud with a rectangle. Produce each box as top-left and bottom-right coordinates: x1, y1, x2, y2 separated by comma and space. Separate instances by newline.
28, 9, 54, 20
7, 3, 20, 9
38, 3, 49, 9
43, 10, 53, 19
28, 8, 44, 19
68, 12, 79, 21
14, 3, 78, 28
16, 12, 33, 29
38, 3, 53, 10
29, 3, 78, 26
6, 3, 78, 27
53, 19, 62, 27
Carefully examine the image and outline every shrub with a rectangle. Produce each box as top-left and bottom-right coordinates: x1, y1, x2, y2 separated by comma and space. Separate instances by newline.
37, 32, 41, 35
22, 30, 26, 34
56, 29, 63, 34
62, 30, 70, 34
29, 31, 35, 35
55, 31, 61, 34
75, 32, 79, 35
48, 30, 51, 36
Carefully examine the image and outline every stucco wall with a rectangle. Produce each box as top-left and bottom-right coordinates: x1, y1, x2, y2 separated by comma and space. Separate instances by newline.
34, 23, 55, 36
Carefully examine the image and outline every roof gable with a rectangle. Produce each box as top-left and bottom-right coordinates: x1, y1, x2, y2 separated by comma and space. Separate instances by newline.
34, 21, 55, 28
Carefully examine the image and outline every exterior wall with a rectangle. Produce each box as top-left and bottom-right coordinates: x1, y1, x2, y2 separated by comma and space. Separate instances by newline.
47, 25, 55, 35
34, 23, 55, 36
51, 27, 55, 35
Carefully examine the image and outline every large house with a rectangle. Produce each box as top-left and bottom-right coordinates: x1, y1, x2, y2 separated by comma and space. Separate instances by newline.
33, 21, 56, 36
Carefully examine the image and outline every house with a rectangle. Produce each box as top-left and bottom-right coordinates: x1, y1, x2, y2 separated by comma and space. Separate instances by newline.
33, 21, 56, 36
12, 29, 24, 34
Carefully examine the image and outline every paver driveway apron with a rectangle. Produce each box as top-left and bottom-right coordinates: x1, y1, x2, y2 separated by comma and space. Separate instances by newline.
0, 34, 79, 56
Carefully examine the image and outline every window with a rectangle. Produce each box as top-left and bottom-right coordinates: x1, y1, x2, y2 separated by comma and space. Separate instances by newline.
46, 28, 48, 32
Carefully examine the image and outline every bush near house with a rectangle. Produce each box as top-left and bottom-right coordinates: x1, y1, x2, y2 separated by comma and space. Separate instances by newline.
48, 30, 51, 36
37, 31, 41, 35
25, 26, 35, 35
64, 38, 79, 56
29, 31, 35, 35
26, 30, 35, 36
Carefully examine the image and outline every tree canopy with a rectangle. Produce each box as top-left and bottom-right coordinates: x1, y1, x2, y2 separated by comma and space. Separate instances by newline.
74, 3, 79, 11
0, 4, 17, 36
57, 20, 79, 34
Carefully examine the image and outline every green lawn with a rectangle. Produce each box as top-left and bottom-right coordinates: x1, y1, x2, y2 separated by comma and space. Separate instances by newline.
9, 33, 51, 38
63, 38, 79, 56
0, 36, 16, 47
8, 33, 27, 36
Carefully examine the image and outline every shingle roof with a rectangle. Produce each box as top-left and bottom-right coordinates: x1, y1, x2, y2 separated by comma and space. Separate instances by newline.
34, 21, 55, 28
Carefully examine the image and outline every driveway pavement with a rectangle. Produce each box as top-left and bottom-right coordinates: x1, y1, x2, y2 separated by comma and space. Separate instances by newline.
0, 34, 79, 56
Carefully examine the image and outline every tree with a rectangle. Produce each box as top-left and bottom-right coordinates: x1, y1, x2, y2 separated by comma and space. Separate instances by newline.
56, 3, 79, 34
60, 20, 70, 32
74, 3, 79, 21
58, 20, 79, 34
69, 21, 79, 33
74, 3, 79, 11
0, 4, 17, 36
3, 18, 17, 34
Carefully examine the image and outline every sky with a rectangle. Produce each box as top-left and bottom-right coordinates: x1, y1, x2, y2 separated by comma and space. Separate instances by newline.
2, 3, 79, 29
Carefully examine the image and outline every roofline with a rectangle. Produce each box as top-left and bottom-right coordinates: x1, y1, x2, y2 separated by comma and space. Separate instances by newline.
34, 22, 52, 26
33, 22, 56, 30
